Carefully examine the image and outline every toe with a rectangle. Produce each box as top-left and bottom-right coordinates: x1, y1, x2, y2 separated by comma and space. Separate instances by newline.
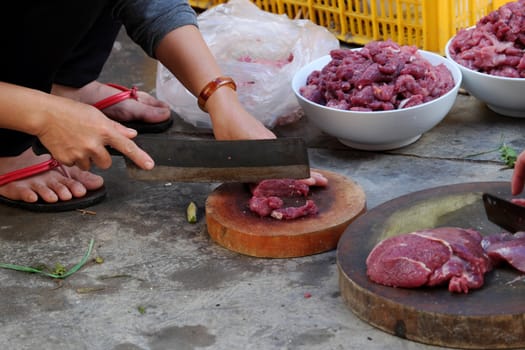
0, 183, 39, 203
127, 99, 171, 123
67, 167, 104, 191
48, 180, 77, 201
31, 182, 59, 203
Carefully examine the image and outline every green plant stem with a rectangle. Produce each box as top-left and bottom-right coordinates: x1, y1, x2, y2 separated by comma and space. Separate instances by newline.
0, 239, 95, 279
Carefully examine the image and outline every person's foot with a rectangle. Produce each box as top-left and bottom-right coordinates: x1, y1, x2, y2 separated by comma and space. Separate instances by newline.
51, 81, 171, 124
0, 81, 168, 207
0, 148, 104, 204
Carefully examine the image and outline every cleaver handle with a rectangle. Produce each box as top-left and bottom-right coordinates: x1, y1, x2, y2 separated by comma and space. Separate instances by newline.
32, 139, 122, 156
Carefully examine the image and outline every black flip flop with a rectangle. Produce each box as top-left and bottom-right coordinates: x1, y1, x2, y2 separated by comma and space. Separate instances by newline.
0, 186, 107, 212
120, 115, 173, 134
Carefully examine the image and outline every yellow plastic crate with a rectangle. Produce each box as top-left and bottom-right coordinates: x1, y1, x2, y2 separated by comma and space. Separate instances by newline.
190, 0, 516, 54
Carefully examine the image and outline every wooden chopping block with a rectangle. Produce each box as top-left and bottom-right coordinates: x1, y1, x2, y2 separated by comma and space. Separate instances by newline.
337, 181, 525, 349
205, 169, 366, 258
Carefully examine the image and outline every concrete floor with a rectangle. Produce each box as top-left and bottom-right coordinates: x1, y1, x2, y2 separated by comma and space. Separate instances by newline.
1, 30, 524, 350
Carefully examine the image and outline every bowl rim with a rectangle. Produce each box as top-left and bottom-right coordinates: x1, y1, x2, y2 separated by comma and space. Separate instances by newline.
445, 31, 525, 82
292, 48, 462, 115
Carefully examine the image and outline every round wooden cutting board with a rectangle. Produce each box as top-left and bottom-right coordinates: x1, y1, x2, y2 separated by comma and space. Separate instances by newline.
205, 169, 366, 258
337, 181, 525, 349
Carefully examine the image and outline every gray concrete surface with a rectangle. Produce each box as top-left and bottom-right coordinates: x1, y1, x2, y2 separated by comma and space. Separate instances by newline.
1, 31, 524, 350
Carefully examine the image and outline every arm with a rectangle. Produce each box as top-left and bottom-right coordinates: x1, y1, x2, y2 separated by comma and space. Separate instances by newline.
154, 25, 276, 140
512, 150, 525, 195
0, 82, 154, 170
114, 0, 274, 140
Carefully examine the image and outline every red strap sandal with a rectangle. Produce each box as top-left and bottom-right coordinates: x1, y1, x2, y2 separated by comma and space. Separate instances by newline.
0, 158, 107, 212
92, 83, 139, 110
0, 158, 64, 186
92, 83, 173, 133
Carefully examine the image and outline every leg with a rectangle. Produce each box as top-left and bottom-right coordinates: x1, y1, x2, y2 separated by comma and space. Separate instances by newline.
0, 0, 112, 154
0, 1, 109, 210
51, 3, 172, 132
53, 4, 122, 88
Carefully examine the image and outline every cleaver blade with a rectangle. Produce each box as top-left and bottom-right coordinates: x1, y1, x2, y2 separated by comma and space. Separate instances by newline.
482, 193, 525, 233
126, 135, 310, 183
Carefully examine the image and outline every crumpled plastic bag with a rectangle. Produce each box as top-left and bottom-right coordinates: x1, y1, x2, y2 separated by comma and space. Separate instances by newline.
155, 0, 339, 129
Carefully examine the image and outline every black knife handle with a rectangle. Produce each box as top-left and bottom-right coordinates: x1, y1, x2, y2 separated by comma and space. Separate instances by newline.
32, 139, 50, 155
32, 139, 122, 156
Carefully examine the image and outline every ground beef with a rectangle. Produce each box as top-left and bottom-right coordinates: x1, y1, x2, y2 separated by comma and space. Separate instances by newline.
448, 0, 525, 77
366, 227, 492, 293
299, 40, 455, 111
248, 175, 328, 220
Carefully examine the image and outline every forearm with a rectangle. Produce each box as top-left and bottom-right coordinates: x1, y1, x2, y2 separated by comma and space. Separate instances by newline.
0, 82, 53, 136
154, 26, 244, 129
155, 25, 223, 98
154, 25, 275, 140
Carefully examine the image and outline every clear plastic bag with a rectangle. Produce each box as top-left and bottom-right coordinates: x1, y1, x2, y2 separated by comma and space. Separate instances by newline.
156, 0, 339, 129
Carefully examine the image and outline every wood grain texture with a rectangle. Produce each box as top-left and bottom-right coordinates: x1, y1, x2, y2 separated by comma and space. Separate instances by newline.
205, 169, 366, 258
337, 181, 525, 349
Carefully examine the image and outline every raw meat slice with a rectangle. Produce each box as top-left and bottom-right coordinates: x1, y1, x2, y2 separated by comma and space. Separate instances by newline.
251, 179, 309, 198
366, 233, 451, 288
248, 196, 283, 217
248, 174, 328, 220
270, 199, 318, 220
481, 232, 525, 272
366, 227, 492, 293
511, 198, 525, 206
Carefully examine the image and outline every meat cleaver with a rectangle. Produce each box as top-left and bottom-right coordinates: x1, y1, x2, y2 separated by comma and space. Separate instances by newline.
126, 135, 310, 182
482, 193, 525, 233
33, 135, 310, 183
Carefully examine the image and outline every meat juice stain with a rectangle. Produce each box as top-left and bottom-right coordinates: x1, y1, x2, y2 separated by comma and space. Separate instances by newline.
394, 320, 407, 339
380, 193, 479, 240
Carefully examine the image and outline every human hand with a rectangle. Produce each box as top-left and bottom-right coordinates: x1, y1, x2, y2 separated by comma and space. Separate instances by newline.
299, 171, 328, 187
511, 150, 525, 195
205, 88, 276, 141
37, 97, 154, 171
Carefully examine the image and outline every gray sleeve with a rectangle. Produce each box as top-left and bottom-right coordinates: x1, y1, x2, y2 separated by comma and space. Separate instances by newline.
112, 0, 198, 58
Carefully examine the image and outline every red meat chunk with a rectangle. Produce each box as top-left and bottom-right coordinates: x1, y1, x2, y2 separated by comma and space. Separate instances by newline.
511, 198, 525, 206
248, 196, 283, 217
481, 232, 525, 272
366, 227, 492, 293
299, 40, 454, 111
248, 175, 328, 220
366, 233, 451, 288
448, 0, 525, 77
270, 199, 318, 220
250, 179, 309, 198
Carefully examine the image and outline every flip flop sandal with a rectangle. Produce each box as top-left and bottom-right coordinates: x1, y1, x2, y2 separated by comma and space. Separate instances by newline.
93, 83, 173, 134
0, 158, 106, 212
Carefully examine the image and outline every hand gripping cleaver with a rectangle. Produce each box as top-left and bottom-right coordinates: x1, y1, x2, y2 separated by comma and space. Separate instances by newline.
126, 135, 310, 182
482, 193, 525, 233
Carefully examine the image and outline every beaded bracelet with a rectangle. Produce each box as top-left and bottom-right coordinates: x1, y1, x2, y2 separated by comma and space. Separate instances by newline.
197, 76, 237, 112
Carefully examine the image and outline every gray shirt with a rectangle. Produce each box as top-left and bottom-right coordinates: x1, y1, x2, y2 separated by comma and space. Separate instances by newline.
113, 0, 199, 58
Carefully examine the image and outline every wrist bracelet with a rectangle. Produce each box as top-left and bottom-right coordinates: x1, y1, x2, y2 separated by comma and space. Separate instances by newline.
197, 76, 237, 113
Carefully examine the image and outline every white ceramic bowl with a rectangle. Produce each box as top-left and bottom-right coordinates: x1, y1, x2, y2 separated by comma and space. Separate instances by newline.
445, 37, 525, 118
292, 50, 462, 151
